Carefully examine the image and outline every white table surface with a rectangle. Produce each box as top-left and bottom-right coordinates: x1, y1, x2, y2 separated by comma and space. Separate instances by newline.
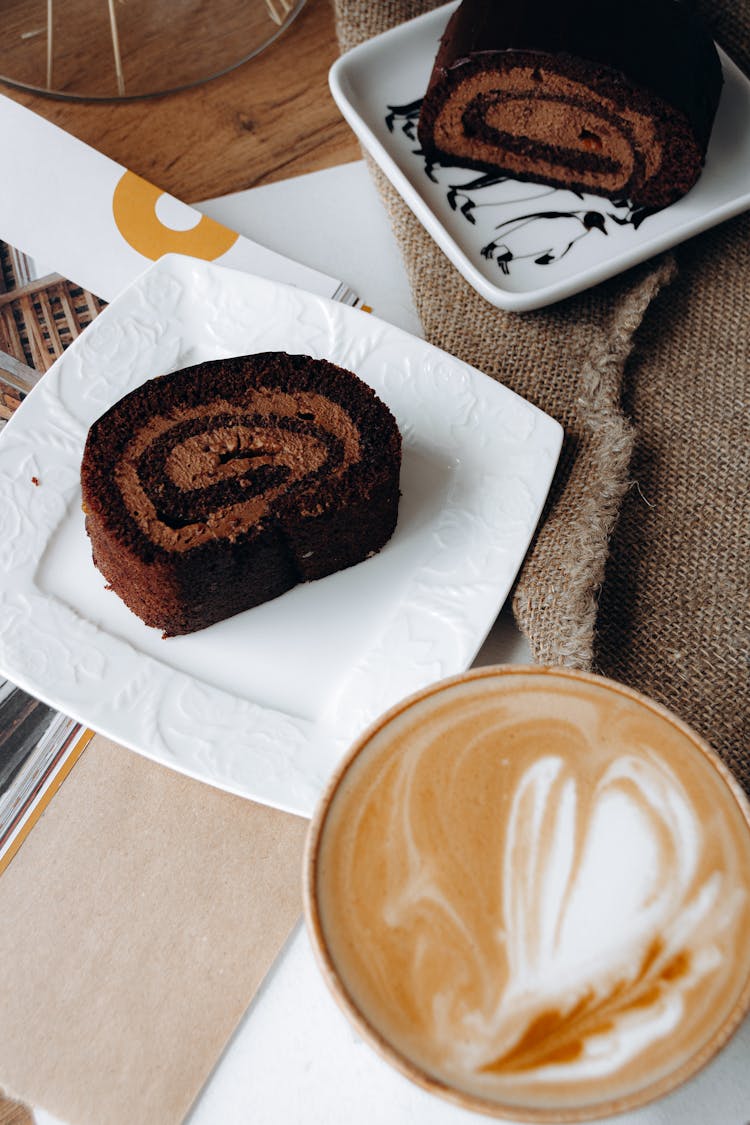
37, 159, 750, 1125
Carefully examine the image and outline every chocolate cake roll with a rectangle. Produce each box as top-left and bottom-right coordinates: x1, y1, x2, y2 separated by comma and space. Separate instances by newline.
81, 353, 401, 636
418, 0, 723, 207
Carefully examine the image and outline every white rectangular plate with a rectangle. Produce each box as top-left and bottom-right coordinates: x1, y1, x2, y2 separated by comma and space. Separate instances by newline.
329, 2, 750, 311
0, 256, 561, 815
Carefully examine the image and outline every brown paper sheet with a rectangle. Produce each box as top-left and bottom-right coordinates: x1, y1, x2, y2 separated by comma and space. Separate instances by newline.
0, 735, 307, 1125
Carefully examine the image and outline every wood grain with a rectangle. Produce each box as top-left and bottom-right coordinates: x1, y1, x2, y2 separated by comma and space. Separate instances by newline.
0, 1096, 32, 1125
0, 0, 359, 203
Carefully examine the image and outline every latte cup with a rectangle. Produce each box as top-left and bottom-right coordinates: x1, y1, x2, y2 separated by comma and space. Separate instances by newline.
304, 666, 750, 1122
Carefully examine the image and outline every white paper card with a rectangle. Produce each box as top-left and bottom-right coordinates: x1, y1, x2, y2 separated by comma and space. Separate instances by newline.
0, 94, 353, 304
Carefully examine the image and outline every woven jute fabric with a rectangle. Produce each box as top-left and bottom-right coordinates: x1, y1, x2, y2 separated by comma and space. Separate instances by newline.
333, 0, 749, 791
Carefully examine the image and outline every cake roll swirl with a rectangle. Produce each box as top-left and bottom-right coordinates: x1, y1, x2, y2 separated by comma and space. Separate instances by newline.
417, 0, 723, 207
81, 352, 401, 636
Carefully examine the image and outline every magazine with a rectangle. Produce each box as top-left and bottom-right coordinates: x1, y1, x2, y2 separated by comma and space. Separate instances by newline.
0, 240, 94, 872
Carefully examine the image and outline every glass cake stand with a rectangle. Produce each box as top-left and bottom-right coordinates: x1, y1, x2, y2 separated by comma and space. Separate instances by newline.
0, 0, 308, 101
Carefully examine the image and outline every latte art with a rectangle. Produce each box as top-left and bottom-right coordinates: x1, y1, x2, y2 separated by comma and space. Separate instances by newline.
449, 751, 734, 1083
310, 669, 750, 1119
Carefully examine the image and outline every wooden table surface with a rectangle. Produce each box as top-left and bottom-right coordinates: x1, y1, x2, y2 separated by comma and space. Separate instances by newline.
0, 4, 356, 1121
2, 0, 359, 204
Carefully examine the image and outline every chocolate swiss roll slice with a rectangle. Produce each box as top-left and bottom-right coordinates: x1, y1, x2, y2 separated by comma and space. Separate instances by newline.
418, 0, 723, 207
81, 353, 401, 636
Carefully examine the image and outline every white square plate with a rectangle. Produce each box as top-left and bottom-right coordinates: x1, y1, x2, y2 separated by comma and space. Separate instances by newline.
0, 257, 561, 815
329, 2, 750, 311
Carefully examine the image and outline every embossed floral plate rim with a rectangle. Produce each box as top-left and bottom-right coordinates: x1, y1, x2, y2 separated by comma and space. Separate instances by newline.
0, 255, 561, 816
329, 2, 750, 311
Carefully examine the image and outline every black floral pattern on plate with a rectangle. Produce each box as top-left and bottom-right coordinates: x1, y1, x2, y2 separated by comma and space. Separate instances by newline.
385, 100, 657, 276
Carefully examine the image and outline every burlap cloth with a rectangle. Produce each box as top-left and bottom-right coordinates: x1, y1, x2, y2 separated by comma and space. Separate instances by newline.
333, 0, 749, 791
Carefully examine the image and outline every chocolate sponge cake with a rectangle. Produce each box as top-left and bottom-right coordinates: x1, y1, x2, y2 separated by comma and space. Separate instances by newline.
418, 0, 723, 207
81, 353, 401, 636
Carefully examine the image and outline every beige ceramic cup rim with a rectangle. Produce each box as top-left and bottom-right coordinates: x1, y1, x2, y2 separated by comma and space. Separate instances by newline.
304, 664, 750, 1123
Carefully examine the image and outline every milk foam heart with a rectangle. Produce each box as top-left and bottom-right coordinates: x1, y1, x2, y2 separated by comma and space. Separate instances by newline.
310, 669, 750, 1120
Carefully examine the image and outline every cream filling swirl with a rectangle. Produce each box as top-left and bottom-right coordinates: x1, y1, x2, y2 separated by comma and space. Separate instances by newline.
114, 390, 360, 550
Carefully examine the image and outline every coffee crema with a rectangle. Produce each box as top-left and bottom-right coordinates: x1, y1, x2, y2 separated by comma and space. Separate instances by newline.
307, 668, 750, 1121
